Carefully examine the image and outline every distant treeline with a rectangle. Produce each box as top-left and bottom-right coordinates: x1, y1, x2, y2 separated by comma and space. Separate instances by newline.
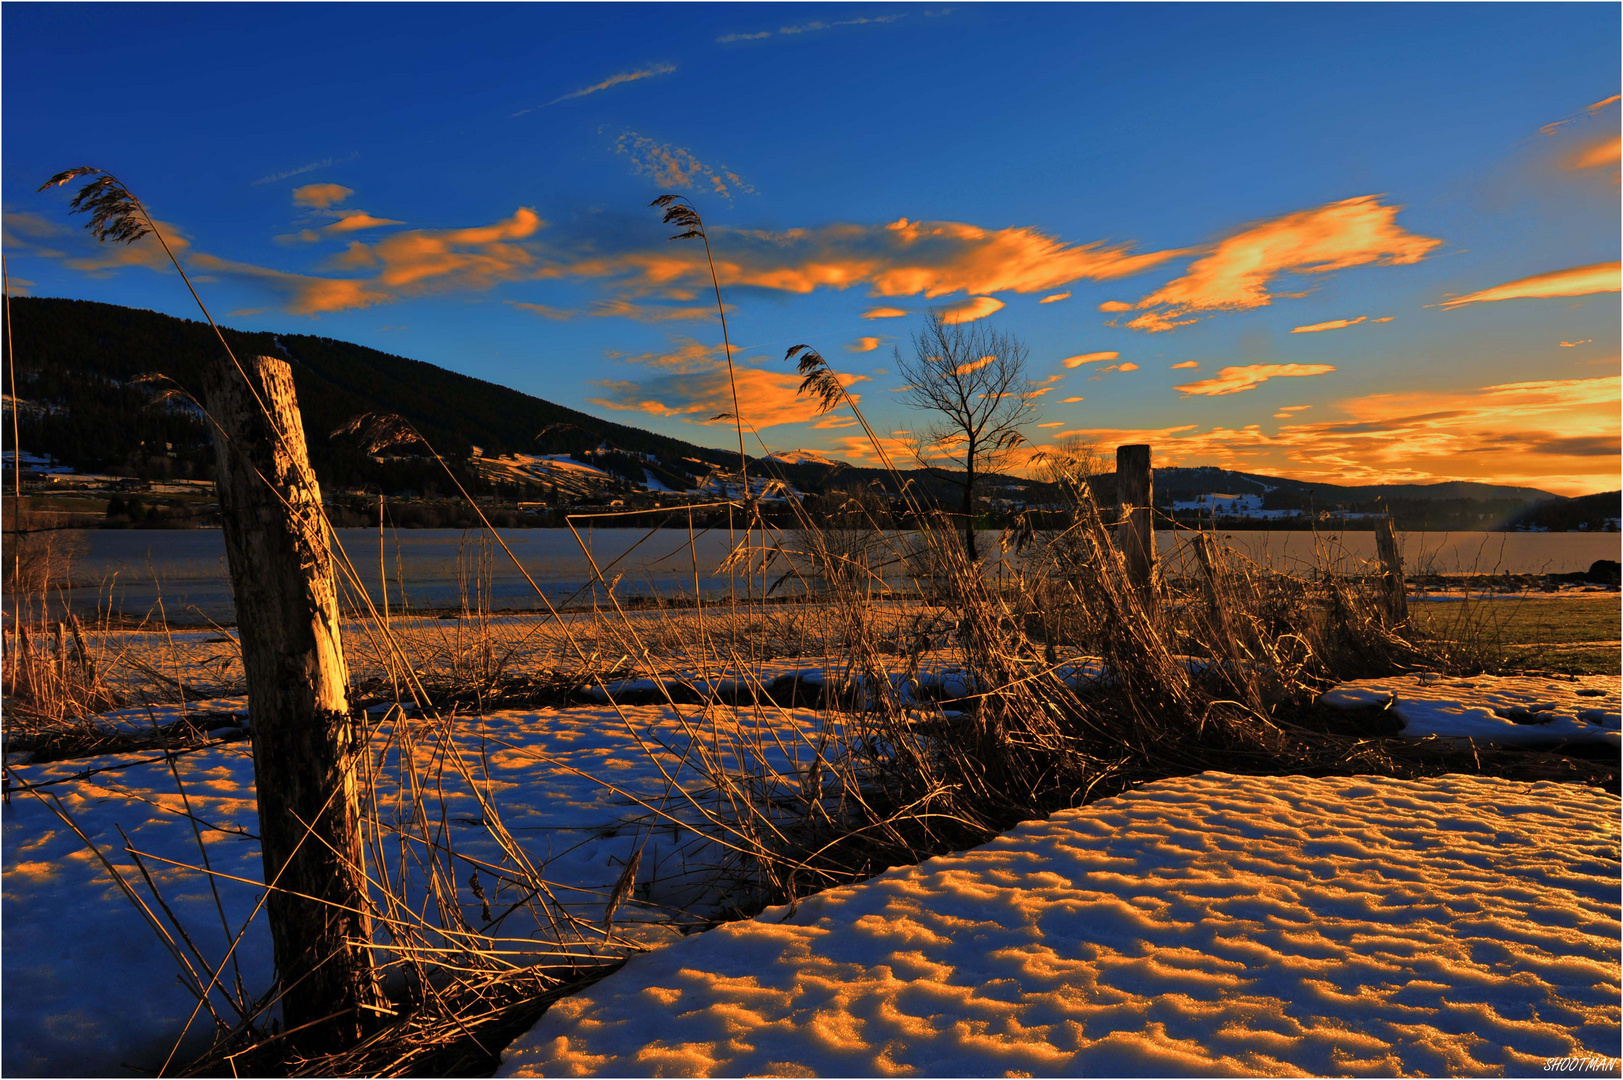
2, 296, 735, 497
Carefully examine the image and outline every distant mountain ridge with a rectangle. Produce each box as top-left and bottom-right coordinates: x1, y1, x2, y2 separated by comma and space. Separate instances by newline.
2, 297, 1596, 525
1151, 465, 1558, 505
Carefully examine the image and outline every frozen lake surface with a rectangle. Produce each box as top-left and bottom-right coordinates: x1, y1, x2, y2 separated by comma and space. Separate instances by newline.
9, 527, 1619, 622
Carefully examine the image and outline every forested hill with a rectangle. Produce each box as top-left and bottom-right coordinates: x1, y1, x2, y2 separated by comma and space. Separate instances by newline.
3, 296, 737, 490
2, 297, 1593, 530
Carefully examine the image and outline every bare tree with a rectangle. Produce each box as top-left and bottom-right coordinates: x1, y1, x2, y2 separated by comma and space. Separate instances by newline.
896, 310, 1034, 562
1036, 436, 1108, 503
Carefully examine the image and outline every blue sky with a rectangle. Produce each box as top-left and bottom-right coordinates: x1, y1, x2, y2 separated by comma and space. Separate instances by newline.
5, 3, 1618, 493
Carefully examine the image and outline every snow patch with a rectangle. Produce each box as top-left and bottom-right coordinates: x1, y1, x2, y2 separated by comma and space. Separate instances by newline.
1321, 673, 1621, 746
502, 772, 1621, 1077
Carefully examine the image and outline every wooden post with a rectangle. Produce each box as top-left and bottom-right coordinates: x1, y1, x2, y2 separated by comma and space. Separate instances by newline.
1374, 513, 1408, 627
1191, 532, 1225, 625
202, 356, 383, 1047
1115, 444, 1157, 612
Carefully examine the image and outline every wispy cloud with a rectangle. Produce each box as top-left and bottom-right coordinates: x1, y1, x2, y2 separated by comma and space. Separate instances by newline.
863, 306, 909, 319
1437, 261, 1620, 309
1569, 135, 1621, 171
508, 301, 575, 320
1061, 375, 1620, 496
190, 253, 389, 315
1039, 291, 1070, 303
252, 153, 355, 186
547, 214, 1180, 303
1560, 339, 1593, 348
515, 63, 677, 114
1174, 363, 1336, 397
1171, 361, 1199, 370
1061, 351, 1117, 368
612, 130, 754, 199
603, 339, 728, 373
592, 365, 865, 428
7, 208, 193, 275
200, 208, 545, 314
1061, 396, 1084, 403
847, 336, 883, 353
326, 211, 405, 233
1117, 195, 1440, 332
588, 297, 716, 322
718, 13, 905, 43
1291, 316, 1367, 334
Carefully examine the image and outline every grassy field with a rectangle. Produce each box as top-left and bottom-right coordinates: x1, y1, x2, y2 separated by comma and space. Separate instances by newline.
1412, 594, 1622, 674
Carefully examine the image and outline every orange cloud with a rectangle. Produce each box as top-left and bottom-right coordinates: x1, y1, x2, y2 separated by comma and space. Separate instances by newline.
1438, 261, 1621, 309
589, 297, 715, 322
1061, 351, 1117, 368
292, 183, 353, 209
1171, 361, 1200, 370
592, 365, 866, 429
1061, 396, 1084, 403
1037, 422, 1064, 428
1122, 311, 1197, 332
362, 207, 542, 290
1560, 339, 1593, 348
1590, 94, 1621, 111
863, 306, 909, 319
1124, 195, 1441, 331
827, 434, 916, 465
190, 253, 389, 315
526, 63, 677, 111
1174, 363, 1336, 397
548, 214, 1184, 307
847, 336, 883, 353
1058, 375, 1619, 496
612, 130, 753, 198
953, 354, 996, 375
604, 339, 726, 372
1039, 292, 1070, 303
509, 301, 575, 320
326, 210, 404, 233
1291, 316, 1367, 334
1569, 135, 1621, 171
6, 210, 194, 275
1097, 300, 1133, 312
939, 296, 1004, 323
1117, 362, 1139, 372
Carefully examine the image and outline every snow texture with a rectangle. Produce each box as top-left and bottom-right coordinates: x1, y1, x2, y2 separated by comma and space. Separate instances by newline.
502, 772, 1622, 1078
1, 699, 824, 1076
1322, 673, 1621, 747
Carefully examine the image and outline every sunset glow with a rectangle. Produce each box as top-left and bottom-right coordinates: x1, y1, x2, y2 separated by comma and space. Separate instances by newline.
2, 5, 1615, 491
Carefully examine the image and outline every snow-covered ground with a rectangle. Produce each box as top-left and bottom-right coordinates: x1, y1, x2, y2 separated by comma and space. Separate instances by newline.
2, 697, 825, 1076
502, 772, 1622, 1077
5, 653, 1620, 1076
1322, 673, 1620, 746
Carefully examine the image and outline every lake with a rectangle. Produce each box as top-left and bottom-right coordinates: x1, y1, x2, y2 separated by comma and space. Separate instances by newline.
9, 527, 1619, 623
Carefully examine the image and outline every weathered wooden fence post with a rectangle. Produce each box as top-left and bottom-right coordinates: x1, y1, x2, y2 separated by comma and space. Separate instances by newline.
1191, 531, 1226, 626
202, 355, 383, 1046
1115, 444, 1157, 612
1374, 512, 1408, 627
